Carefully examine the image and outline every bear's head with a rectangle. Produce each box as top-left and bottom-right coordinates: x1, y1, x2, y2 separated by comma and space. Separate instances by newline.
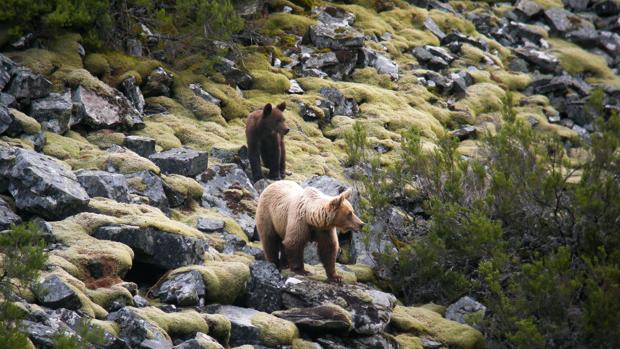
261, 102, 290, 136
328, 189, 364, 232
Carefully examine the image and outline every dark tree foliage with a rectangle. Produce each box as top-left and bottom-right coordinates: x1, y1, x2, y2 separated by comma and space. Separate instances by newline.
350, 91, 620, 348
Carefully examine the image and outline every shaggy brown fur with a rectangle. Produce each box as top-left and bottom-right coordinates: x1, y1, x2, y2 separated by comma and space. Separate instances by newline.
256, 180, 364, 282
245, 102, 289, 182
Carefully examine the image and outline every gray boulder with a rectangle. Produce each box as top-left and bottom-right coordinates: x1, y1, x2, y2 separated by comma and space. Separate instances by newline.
108, 307, 172, 348
123, 135, 156, 158
0, 196, 21, 229
149, 147, 209, 177
6, 67, 51, 101
320, 87, 359, 117
200, 163, 258, 239
214, 58, 253, 90
72, 86, 143, 130
282, 277, 396, 335
156, 270, 206, 306
34, 275, 81, 310
120, 76, 145, 114
210, 305, 270, 347
243, 260, 285, 313
126, 170, 170, 213
29, 91, 75, 134
143, 67, 174, 97
0, 54, 17, 90
0, 105, 12, 135
93, 224, 207, 269
76, 169, 130, 203
196, 217, 225, 232
308, 24, 365, 50
514, 47, 560, 73
446, 296, 487, 325
0, 147, 90, 220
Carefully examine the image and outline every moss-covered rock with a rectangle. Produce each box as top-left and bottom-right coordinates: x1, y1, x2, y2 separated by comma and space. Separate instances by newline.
133, 307, 210, 338
84, 53, 111, 78
168, 261, 250, 304
390, 306, 485, 349
204, 313, 232, 346
250, 312, 299, 347
9, 108, 41, 134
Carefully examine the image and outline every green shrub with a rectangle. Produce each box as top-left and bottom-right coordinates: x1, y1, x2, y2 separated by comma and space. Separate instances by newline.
343, 121, 368, 167
0, 222, 47, 347
353, 91, 620, 347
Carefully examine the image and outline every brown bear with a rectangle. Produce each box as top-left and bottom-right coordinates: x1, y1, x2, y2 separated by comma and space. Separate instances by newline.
245, 102, 290, 182
256, 180, 364, 282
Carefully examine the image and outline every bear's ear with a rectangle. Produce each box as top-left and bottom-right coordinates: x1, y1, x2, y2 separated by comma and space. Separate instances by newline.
341, 188, 352, 199
329, 194, 345, 210
263, 103, 273, 117
277, 102, 286, 111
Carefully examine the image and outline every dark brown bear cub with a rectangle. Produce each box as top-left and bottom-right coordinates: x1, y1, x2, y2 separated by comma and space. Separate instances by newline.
245, 102, 290, 181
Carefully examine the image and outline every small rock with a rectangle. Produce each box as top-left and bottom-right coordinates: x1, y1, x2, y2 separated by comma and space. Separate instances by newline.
450, 125, 476, 140
6, 67, 52, 101
423, 17, 446, 40
196, 217, 226, 232
189, 83, 222, 106
319, 87, 359, 117
35, 275, 81, 310
0, 196, 22, 230
123, 135, 156, 158
10, 33, 35, 50
514, 47, 560, 73
593, 0, 620, 16
149, 147, 209, 177
0, 54, 17, 91
157, 270, 206, 306
515, 0, 543, 18
288, 79, 305, 94
143, 67, 174, 97
445, 296, 487, 325
214, 58, 253, 90
126, 170, 170, 213
133, 295, 149, 308
174, 333, 224, 349
108, 307, 172, 348
76, 169, 130, 203
0, 105, 12, 135
29, 91, 74, 134
120, 76, 145, 114
126, 39, 143, 57
307, 23, 365, 50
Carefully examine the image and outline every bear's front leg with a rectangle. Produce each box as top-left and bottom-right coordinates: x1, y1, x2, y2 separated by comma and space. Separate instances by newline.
317, 229, 342, 283
248, 142, 263, 181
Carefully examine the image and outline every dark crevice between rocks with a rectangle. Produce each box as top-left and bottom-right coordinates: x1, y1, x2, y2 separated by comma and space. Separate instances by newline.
124, 260, 168, 294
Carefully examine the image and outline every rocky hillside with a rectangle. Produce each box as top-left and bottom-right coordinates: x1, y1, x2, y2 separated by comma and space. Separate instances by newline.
1, 0, 619, 347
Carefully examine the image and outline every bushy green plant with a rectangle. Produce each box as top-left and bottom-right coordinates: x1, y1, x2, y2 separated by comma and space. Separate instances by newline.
343, 121, 369, 167
0, 222, 47, 348
354, 90, 620, 347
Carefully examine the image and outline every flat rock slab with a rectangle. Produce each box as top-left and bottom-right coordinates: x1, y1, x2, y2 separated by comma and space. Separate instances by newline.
282, 277, 396, 335
149, 147, 209, 177
93, 224, 207, 269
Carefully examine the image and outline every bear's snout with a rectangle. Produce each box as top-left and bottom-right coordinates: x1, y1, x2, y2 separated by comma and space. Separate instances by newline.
283, 128, 290, 135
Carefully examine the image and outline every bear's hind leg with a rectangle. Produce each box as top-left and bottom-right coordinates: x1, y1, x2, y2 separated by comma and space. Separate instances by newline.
283, 225, 310, 275
317, 229, 342, 283
256, 211, 281, 268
